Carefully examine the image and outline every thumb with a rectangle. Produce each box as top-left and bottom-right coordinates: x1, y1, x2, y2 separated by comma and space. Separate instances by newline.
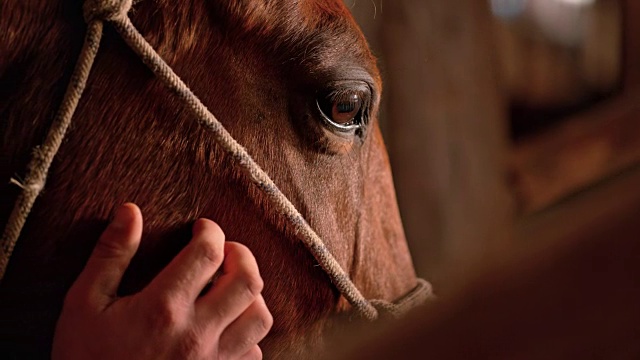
69, 203, 143, 307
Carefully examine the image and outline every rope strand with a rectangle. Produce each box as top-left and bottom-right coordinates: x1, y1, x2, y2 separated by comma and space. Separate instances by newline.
0, 20, 104, 280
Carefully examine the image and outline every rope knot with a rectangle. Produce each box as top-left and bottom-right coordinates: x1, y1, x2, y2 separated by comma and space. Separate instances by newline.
9, 178, 44, 193
83, 0, 132, 23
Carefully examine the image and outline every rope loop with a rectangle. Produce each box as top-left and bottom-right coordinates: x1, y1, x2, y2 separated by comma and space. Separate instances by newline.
369, 300, 403, 320
83, 0, 132, 23
370, 279, 435, 320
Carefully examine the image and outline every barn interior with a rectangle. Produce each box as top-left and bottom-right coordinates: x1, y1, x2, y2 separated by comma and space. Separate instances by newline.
343, 0, 640, 356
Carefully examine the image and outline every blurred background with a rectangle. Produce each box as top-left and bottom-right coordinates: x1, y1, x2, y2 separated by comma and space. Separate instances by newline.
346, 0, 640, 290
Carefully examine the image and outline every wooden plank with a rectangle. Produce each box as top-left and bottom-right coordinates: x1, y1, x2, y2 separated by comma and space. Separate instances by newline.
511, 90, 640, 213
379, 0, 513, 286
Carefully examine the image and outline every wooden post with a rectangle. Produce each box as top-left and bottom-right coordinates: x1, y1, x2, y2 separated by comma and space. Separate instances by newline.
373, 1, 513, 287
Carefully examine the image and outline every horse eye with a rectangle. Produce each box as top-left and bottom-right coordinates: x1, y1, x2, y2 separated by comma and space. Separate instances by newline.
317, 92, 364, 132
331, 94, 361, 124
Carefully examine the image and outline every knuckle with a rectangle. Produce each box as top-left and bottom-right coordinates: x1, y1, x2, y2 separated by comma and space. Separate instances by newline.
194, 237, 224, 267
227, 242, 263, 297
252, 314, 273, 340
208, 304, 228, 324
257, 307, 274, 335
237, 267, 264, 298
149, 297, 183, 330
219, 310, 268, 359
250, 299, 273, 338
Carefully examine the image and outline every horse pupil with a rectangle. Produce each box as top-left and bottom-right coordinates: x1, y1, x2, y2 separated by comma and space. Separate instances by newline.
337, 102, 355, 113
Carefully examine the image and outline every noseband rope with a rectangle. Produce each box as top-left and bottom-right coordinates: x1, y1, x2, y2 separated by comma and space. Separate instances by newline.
1, 0, 433, 320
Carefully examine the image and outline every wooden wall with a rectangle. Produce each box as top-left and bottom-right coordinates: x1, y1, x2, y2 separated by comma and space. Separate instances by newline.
349, 0, 639, 290
341, 1, 640, 353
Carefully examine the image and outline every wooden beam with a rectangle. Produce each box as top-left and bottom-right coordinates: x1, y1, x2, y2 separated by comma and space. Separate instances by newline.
511, 90, 640, 213
380, 0, 513, 286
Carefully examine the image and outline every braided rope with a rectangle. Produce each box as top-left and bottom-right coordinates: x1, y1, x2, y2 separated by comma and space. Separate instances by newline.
1, 0, 433, 320
0, 20, 104, 280
370, 279, 434, 318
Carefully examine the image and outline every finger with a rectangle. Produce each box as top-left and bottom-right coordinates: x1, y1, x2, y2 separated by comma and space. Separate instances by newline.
196, 242, 263, 329
219, 296, 273, 358
143, 219, 225, 305
237, 345, 263, 360
68, 203, 143, 307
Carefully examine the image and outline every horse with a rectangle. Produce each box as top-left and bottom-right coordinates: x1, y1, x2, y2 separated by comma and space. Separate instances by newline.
0, 0, 424, 357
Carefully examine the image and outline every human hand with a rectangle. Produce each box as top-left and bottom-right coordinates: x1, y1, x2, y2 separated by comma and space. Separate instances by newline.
52, 203, 272, 359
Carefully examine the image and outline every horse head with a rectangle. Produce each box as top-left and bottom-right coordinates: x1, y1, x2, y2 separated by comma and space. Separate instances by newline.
0, 0, 421, 357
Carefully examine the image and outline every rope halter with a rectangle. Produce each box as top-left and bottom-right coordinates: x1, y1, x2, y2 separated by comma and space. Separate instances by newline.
1, 0, 434, 320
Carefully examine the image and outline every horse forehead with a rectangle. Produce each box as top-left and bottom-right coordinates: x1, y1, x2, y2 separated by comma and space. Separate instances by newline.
218, 0, 380, 80
223, 0, 350, 26
220, 0, 365, 49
